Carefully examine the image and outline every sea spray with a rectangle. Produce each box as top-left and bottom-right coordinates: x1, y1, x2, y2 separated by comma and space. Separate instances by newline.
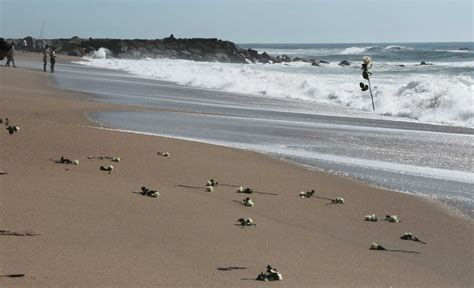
85, 47, 111, 59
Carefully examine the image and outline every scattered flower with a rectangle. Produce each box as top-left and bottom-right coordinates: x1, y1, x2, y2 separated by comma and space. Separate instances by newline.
299, 190, 315, 198
401, 232, 426, 244
242, 197, 254, 207
370, 242, 386, 250
157, 152, 170, 157
100, 165, 114, 172
206, 179, 218, 187
332, 197, 344, 204
237, 218, 256, 226
140, 186, 159, 198
257, 265, 283, 281
237, 187, 253, 194
365, 214, 378, 222
385, 215, 400, 223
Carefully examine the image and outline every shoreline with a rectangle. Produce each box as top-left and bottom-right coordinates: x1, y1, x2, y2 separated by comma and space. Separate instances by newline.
1, 57, 473, 287
86, 122, 472, 221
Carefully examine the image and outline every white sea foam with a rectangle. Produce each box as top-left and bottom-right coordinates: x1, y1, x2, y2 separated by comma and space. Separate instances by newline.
436, 49, 474, 54
76, 56, 474, 127
85, 47, 111, 59
339, 46, 372, 55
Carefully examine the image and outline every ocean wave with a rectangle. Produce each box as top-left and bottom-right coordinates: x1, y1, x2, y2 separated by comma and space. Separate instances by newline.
76, 57, 474, 127
338, 45, 412, 55
339, 46, 374, 55
384, 45, 412, 51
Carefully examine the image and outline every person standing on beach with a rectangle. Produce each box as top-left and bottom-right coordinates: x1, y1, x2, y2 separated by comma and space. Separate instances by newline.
49, 47, 56, 73
5, 43, 16, 68
43, 46, 49, 72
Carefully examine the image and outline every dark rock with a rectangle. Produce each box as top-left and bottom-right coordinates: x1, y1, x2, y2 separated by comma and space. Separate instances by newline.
257, 52, 278, 64
67, 49, 82, 56
23, 36, 35, 50
7, 35, 284, 64
419, 61, 432, 65
338, 60, 351, 66
292, 57, 308, 62
276, 54, 291, 62
84, 46, 96, 54
319, 60, 330, 64
247, 48, 258, 59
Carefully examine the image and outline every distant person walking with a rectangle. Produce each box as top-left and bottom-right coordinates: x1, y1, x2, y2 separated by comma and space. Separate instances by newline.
5, 43, 16, 68
49, 47, 56, 73
43, 46, 49, 72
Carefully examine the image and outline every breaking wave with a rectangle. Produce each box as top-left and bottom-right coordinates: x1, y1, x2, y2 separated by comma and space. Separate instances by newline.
76, 57, 474, 127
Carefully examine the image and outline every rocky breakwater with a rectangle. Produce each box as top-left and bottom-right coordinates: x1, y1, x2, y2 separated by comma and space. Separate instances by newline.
6, 35, 281, 64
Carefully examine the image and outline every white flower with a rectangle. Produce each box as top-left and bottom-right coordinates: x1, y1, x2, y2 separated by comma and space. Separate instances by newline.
238, 187, 244, 192
363, 56, 372, 65
206, 186, 214, 192
72, 160, 79, 165
334, 197, 344, 204
112, 157, 120, 162
244, 199, 254, 207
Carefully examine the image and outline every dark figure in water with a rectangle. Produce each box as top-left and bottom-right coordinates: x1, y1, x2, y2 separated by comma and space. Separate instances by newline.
49, 47, 56, 73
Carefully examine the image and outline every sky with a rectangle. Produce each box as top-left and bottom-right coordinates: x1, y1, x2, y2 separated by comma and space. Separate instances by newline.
1, 0, 473, 43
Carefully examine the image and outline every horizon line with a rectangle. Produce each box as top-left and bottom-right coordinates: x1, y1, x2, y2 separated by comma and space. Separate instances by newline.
3, 35, 473, 45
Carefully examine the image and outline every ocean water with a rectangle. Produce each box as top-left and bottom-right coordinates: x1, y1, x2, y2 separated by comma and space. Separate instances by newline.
65, 43, 474, 217
79, 42, 474, 127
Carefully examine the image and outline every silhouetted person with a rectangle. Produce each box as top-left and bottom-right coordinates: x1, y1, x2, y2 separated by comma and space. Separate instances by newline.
49, 47, 56, 73
43, 46, 49, 72
5, 43, 16, 68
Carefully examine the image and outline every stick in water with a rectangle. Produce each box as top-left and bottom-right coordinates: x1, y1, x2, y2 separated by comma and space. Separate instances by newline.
368, 78, 375, 111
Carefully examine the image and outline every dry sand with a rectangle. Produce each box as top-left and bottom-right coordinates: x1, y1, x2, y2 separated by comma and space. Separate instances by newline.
1, 57, 473, 287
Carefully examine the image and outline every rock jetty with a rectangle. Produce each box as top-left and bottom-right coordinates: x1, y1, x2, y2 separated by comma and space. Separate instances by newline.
5, 35, 281, 64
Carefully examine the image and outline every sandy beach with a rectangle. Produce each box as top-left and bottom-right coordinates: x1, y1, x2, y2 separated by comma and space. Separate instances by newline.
1, 55, 473, 287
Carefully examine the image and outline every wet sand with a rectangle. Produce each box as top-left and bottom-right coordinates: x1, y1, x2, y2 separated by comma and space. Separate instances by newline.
1, 56, 473, 287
